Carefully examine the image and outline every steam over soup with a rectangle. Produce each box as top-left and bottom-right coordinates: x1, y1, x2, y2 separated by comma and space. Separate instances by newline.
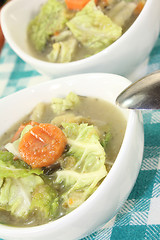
0, 93, 127, 227
27, 0, 146, 63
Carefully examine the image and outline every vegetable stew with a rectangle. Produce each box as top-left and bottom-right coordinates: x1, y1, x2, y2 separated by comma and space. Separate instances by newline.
0, 93, 126, 227
27, 0, 146, 63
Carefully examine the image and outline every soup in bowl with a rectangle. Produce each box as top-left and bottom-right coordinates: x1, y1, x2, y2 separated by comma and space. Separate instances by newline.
27, 0, 146, 63
0, 73, 144, 240
1, 0, 160, 77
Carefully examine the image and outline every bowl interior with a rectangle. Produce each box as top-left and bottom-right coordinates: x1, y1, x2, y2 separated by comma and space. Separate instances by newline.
0, 73, 130, 136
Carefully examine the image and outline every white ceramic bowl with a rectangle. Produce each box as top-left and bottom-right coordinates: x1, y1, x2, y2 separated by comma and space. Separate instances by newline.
1, 0, 160, 79
0, 73, 144, 240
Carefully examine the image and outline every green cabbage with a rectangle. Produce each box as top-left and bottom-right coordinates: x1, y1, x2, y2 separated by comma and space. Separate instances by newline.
66, 0, 122, 54
0, 151, 42, 178
30, 184, 59, 219
28, 0, 68, 52
51, 92, 80, 114
0, 175, 43, 217
100, 131, 111, 151
5, 125, 33, 160
0, 154, 59, 220
55, 123, 107, 211
47, 37, 77, 63
0, 151, 59, 219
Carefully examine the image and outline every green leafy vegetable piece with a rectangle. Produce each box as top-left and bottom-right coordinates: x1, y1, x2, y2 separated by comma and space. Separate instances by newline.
107, 1, 136, 27
0, 128, 59, 219
47, 37, 77, 63
0, 178, 3, 188
5, 125, 33, 159
30, 184, 59, 219
0, 151, 42, 178
55, 167, 107, 210
55, 123, 107, 210
100, 131, 111, 150
51, 92, 80, 115
28, 0, 68, 52
52, 30, 72, 42
67, 0, 122, 54
0, 151, 59, 219
0, 175, 43, 217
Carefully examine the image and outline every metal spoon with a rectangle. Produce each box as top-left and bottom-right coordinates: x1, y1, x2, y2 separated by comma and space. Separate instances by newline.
116, 70, 160, 109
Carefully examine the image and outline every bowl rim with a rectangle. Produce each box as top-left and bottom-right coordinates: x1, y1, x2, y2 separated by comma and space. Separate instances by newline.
0, 72, 144, 235
1, 0, 151, 67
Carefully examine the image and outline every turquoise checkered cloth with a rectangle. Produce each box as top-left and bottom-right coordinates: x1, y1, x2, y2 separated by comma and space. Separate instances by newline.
0, 34, 160, 240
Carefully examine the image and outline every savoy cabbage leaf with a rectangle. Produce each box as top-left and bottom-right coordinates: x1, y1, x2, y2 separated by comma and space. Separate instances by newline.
55, 123, 107, 210
67, 0, 122, 54
51, 92, 80, 115
0, 150, 42, 178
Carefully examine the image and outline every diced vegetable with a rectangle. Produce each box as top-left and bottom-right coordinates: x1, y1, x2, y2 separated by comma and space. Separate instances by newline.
18, 123, 67, 168
30, 103, 46, 123
51, 92, 80, 114
134, 1, 145, 15
66, 0, 122, 53
107, 1, 136, 27
28, 0, 68, 51
55, 123, 107, 210
52, 30, 72, 42
51, 113, 91, 127
0, 175, 44, 217
0, 151, 42, 178
0, 174, 59, 219
30, 184, 59, 219
5, 125, 34, 159
47, 37, 77, 63
11, 121, 38, 142
0, 151, 59, 220
100, 131, 111, 150
65, 0, 98, 10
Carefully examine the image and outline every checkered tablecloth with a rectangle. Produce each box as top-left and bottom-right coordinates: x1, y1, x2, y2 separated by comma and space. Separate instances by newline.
0, 34, 160, 240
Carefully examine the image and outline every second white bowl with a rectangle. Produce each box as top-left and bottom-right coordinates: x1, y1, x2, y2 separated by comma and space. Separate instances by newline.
1, 0, 160, 78
0, 73, 144, 240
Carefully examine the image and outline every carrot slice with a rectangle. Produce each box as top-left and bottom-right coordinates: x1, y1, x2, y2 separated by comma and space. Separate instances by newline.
65, 0, 98, 10
101, 0, 109, 5
54, 31, 60, 36
134, 1, 145, 15
18, 123, 67, 168
11, 121, 39, 142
